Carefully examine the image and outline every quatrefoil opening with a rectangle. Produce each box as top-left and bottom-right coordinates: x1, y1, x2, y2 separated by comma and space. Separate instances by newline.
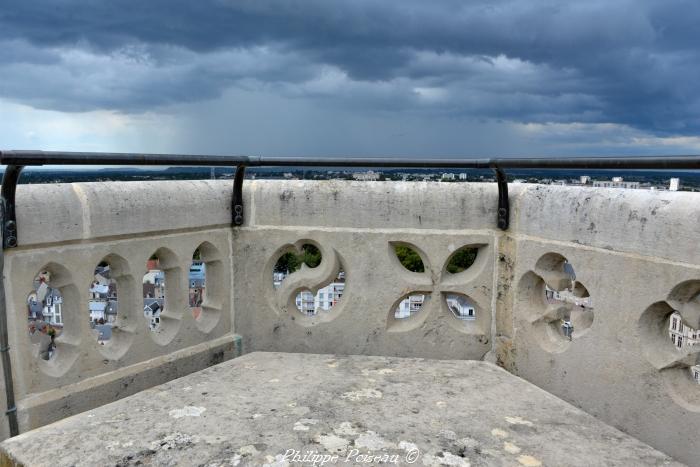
387, 242, 487, 335
639, 280, 700, 411
268, 240, 346, 326
517, 253, 595, 353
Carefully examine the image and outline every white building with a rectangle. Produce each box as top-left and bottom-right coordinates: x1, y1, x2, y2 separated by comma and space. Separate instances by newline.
545, 286, 593, 308
89, 300, 108, 322
43, 291, 63, 326
30, 282, 64, 327
669, 178, 680, 191
295, 282, 345, 315
592, 178, 640, 189
580, 175, 591, 185
446, 295, 476, 320
668, 312, 700, 385
395, 295, 424, 319
352, 171, 380, 181
442, 173, 455, 180
668, 311, 700, 349
90, 282, 110, 297
143, 270, 164, 287
144, 300, 163, 330
394, 294, 476, 320
272, 272, 286, 288
459, 173, 468, 180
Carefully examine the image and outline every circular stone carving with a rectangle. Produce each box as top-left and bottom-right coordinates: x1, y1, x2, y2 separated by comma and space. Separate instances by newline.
516, 253, 594, 353
639, 280, 700, 411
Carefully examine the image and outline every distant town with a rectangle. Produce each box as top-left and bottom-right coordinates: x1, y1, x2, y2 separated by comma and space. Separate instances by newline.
6, 166, 700, 192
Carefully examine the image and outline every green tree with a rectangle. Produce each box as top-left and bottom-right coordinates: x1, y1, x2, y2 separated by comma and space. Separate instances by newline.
274, 252, 301, 274
273, 244, 321, 273
394, 245, 425, 272
300, 244, 321, 268
446, 248, 478, 273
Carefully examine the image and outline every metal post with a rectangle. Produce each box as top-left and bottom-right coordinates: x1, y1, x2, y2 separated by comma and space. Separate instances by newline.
493, 168, 509, 230
1, 165, 24, 249
0, 202, 19, 437
232, 166, 246, 226
0, 165, 23, 435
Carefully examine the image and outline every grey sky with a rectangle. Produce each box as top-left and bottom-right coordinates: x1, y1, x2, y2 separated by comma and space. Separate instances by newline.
1, 0, 699, 156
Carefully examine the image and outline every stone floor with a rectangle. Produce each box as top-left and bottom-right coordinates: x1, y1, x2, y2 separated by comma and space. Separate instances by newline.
0, 352, 681, 466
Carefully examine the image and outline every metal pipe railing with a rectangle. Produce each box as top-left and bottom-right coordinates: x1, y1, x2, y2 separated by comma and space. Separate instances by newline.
2, 150, 700, 169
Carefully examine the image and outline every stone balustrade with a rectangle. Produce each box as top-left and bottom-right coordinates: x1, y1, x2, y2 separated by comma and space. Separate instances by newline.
0, 180, 241, 440
0, 178, 698, 464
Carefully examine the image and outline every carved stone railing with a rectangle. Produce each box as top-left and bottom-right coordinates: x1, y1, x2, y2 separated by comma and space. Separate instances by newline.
0, 178, 699, 465
234, 180, 700, 465
0, 180, 241, 440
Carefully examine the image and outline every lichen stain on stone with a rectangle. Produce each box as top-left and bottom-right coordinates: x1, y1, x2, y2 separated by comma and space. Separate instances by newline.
361, 368, 395, 376
149, 432, 200, 451
517, 454, 542, 466
504, 416, 534, 427
293, 418, 319, 431
439, 429, 457, 441
421, 451, 471, 466
238, 444, 259, 456
169, 406, 206, 418
314, 433, 350, 452
398, 440, 419, 451
503, 441, 521, 454
355, 431, 395, 450
263, 453, 291, 467
334, 421, 360, 436
339, 388, 382, 401
490, 428, 509, 438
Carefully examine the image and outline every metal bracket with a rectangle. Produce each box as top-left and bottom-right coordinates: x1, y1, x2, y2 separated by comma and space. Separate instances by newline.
1, 165, 24, 249
232, 165, 246, 226
493, 167, 509, 230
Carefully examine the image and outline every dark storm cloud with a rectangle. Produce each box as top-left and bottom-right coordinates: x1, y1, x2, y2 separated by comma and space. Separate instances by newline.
1, 0, 699, 134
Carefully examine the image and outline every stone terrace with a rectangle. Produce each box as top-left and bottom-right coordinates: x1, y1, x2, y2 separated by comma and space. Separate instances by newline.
0, 179, 698, 465
0, 352, 681, 466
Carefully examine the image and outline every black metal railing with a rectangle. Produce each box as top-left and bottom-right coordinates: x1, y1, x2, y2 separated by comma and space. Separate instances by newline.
2, 150, 700, 169
2, 150, 700, 244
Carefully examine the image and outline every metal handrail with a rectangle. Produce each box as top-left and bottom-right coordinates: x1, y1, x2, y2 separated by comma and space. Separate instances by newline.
2, 150, 700, 169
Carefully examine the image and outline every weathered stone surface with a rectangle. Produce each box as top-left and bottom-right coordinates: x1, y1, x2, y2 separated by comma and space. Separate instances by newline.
233, 228, 495, 361
4, 179, 700, 464
0, 352, 681, 466
513, 184, 700, 265
15, 180, 233, 245
2, 227, 238, 440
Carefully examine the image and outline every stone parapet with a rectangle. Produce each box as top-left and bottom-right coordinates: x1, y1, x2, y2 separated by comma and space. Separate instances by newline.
1, 179, 698, 464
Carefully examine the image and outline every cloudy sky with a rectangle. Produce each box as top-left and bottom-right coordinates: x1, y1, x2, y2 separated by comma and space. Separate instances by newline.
1, 0, 699, 158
